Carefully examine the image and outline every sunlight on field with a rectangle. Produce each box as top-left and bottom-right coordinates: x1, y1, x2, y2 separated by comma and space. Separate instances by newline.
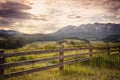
7, 56, 120, 80
2, 41, 120, 80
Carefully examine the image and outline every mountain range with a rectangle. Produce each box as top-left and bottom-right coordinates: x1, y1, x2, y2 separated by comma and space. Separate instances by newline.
0, 23, 120, 49
51, 23, 120, 40
0, 23, 120, 41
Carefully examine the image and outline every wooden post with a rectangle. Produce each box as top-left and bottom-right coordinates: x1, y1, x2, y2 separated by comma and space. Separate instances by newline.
89, 45, 93, 57
107, 44, 110, 55
118, 45, 120, 54
0, 50, 5, 79
59, 44, 64, 71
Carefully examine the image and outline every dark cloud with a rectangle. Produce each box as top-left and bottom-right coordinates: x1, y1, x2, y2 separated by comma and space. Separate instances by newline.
107, 0, 120, 11
0, 1, 31, 10
83, 0, 120, 21
0, 18, 11, 26
0, 9, 31, 19
0, 1, 32, 27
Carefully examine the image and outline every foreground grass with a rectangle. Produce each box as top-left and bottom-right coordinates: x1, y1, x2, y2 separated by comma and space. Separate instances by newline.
2, 42, 120, 80
7, 64, 120, 80
6, 54, 120, 80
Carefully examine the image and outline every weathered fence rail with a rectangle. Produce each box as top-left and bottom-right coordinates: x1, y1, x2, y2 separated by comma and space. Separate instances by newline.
0, 45, 120, 79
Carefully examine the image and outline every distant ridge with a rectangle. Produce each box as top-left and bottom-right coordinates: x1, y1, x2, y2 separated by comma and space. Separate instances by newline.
56, 23, 120, 34
0, 23, 120, 41
51, 23, 120, 40
0, 30, 22, 35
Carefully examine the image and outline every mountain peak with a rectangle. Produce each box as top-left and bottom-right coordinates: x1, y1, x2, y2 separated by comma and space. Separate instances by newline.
52, 23, 120, 39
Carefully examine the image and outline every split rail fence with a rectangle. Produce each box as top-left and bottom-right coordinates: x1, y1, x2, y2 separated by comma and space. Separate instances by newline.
0, 45, 120, 79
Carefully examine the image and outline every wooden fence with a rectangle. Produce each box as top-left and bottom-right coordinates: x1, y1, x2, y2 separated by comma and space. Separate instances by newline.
0, 45, 120, 79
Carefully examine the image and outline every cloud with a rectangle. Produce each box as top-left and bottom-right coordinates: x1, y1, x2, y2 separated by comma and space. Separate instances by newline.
0, 1, 31, 10
12, 20, 59, 34
32, 15, 49, 21
0, 0, 120, 34
0, 1, 32, 27
68, 14, 81, 19
0, 18, 11, 26
0, 9, 31, 19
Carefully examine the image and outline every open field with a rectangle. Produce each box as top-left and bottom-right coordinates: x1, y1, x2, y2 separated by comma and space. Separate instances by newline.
6, 55, 120, 80
1, 41, 120, 80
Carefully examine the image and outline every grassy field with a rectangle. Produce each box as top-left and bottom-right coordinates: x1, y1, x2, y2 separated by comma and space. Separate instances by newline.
2, 41, 120, 80
6, 55, 120, 80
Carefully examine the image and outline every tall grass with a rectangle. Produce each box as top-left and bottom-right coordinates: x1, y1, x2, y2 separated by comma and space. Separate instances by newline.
7, 55, 120, 80
2, 41, 120, 80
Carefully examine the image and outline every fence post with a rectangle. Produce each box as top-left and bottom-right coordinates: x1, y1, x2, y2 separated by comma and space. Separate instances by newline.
0, 50, 5, 79
89, 44, 93, 57
119, 45, 120, 54
59, 44, 64, 71
107, 44, 110, 55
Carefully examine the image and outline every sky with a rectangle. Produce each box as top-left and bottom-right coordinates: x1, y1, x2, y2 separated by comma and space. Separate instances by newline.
0, 0, 120, 34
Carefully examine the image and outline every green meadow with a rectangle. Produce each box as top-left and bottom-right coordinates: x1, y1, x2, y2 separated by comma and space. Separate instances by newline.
1, 40, 120, 80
